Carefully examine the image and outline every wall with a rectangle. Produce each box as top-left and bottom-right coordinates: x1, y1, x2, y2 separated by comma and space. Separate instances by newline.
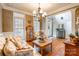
0, 5, 2, 32
54, 11, 72, 37
47, 10, 73, 38
2, 9, 13, 32
75, 7, 79, 32
71, 8, 76, 35
75, 7, 79, 17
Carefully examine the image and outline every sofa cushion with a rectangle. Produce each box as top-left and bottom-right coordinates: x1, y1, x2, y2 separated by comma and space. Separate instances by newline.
15, 48, 33, 56
0, 37, 6, 56
15, 43, 33, 56
10, 36, 23, 49
3, 38, 16, 56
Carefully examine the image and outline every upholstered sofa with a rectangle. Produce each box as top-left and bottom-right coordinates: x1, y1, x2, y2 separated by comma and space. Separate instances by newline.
0, 32, 40, 56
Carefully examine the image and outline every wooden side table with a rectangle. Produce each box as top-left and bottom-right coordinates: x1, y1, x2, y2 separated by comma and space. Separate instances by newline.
33, 39, 52, 56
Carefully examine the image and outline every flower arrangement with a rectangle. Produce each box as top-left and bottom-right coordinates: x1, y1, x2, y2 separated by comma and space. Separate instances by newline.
34, 31, 47, 42
69, 33, 75, 38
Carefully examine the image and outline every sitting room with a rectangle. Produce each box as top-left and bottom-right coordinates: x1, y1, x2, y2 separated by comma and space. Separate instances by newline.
0, 3, 79, 56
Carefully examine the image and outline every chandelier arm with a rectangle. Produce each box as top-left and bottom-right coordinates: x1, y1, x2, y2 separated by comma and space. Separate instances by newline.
38, 3, 40, 8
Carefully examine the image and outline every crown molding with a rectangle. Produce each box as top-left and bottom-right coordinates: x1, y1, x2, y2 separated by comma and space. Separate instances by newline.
48, 4, 79, 16
1, 3, 32, 16
1, 3, 79, 16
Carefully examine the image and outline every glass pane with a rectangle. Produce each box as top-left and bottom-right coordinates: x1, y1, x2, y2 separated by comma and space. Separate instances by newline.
34, 20, 40, 32
13, 16, 25, 41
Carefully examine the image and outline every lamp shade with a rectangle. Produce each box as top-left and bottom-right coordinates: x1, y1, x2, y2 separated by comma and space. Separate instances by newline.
42, 12, 47, 17
33, 10, 36, 16
40, 10, 43, 14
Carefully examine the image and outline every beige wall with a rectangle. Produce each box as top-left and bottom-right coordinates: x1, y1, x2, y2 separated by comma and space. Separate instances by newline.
75, 7, 79, 17
0, 5, 2, 32
75, 7, 79, 32
2, 9, 13, 32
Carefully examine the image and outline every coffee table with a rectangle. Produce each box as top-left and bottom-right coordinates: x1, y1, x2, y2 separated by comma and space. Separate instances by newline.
33, 39, 52, 56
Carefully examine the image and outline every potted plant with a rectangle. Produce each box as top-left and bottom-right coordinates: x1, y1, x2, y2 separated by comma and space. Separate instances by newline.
69, 33, 75, 43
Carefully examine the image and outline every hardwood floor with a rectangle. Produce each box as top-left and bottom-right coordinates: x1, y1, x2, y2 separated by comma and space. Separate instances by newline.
27, 39, 65, 56
47, 39, 65, 56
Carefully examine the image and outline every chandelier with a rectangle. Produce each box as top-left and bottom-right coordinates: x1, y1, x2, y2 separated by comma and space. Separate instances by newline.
33, 3, 47, 42
33, 3, 47, 31
33, 3, 47, 18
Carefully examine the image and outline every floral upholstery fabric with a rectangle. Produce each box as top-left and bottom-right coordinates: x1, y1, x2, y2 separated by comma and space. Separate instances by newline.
3, 38, 16, 56
10, 36, 23, 49
0, 33, 36, 56
15, 48, 33, 56
0, 37, 6, 56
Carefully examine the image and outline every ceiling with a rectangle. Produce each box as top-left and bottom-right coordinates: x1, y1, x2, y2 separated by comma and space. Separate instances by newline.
3, 3, 79, 15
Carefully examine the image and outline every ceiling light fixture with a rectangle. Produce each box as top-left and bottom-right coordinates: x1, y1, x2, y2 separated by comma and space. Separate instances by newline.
33, 3, 47, 31
33, 3, 47, 18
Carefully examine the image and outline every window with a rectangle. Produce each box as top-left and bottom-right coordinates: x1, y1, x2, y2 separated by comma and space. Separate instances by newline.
34, 17, 40, 32
13, 12, 26, 41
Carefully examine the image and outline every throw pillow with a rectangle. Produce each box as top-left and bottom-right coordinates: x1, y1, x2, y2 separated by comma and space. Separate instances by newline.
3, 38, 16, 56
10, 36, 23, 50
